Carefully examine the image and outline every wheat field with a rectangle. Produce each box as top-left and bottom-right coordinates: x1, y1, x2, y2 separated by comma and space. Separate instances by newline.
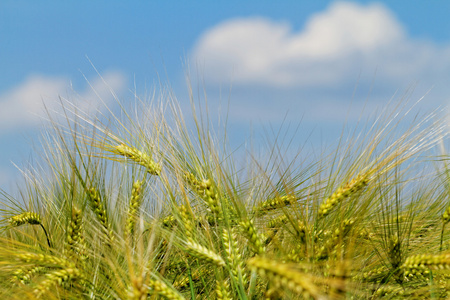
1, 85, 450, 299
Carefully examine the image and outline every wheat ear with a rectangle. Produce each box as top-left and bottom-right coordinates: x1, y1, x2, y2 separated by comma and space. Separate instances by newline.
127, 276, 148, 300
239, 220, 265, 255
254, 195, 296, 216
86, 186, 114, 241
402, 253, 450, 278
12, 266, 45, 284
318, 173, 369, 218
9, 212, 51, 248
184, 172, 221, 217
222, 228, 247, 285
16, 252, 75, 268
126, 179, 144, 237
66, 207, 87, 259
148, 278, 185, 300
34, 267, 85, 298
115, 143, 161, 175
247, 257, 325, 300
185, 240, 226, 267
215, 280, 232, 300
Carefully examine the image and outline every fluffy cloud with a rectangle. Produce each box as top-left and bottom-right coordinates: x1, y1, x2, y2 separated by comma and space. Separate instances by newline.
192, 1, 450, 88
0, 71, 127, 133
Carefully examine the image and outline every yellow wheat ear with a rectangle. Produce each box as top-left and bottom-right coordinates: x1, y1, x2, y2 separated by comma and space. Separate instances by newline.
8, 212, 52, 248
247, 257, 324, 299
184, 240, 226, 267
86, 186, 114, 242
66, 207, 87, 260
9, 212, 41, 226
239, 220, 265, 255
318, 173, 370, 218
126, 179, 144, 237
34, 267, 86, 298
114, 143, 161, 175
402, 253, 450, 278
254, 195, 296, 216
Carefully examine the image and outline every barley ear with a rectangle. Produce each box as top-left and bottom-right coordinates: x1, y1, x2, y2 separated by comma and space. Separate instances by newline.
12, 266, 45, 284
9, 212, 41, 226
148, 278, 185, 300
66, 207, 87, 260
127, 276, 148, 300
402, 253, 450, 278
318, 173, 369, 218
9, 212, 51, 248
184, 172, 221, 217
16, 252, 75, 268
185, 240, 226, 267
247, 257, 324, 300
179, 204, 195, 242
239, 220, 265, 255
34, 267, 85, 298
222, 228, 247, 285
254, 195, 296, 216
86, 186, 114, 241
215, 280, 232, 300
126, 179, 144, 237
115, 143, 161, 175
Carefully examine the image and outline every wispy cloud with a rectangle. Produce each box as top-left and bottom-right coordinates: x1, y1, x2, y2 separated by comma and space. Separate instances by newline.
192, 1, 450, 89
0, 71, 127, 134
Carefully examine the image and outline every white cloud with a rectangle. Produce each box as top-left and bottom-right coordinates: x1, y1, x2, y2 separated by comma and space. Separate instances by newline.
191, 1, 450, 88
0, 71, 127, 133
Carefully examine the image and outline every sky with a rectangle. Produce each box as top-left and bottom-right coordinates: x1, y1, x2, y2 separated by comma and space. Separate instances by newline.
2, 0, 450, 193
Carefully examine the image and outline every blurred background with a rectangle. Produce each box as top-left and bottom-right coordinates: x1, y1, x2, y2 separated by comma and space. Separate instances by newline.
1, 0, 450, 193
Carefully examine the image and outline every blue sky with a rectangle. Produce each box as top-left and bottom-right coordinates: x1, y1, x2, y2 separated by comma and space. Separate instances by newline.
2, 0, 450, 192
